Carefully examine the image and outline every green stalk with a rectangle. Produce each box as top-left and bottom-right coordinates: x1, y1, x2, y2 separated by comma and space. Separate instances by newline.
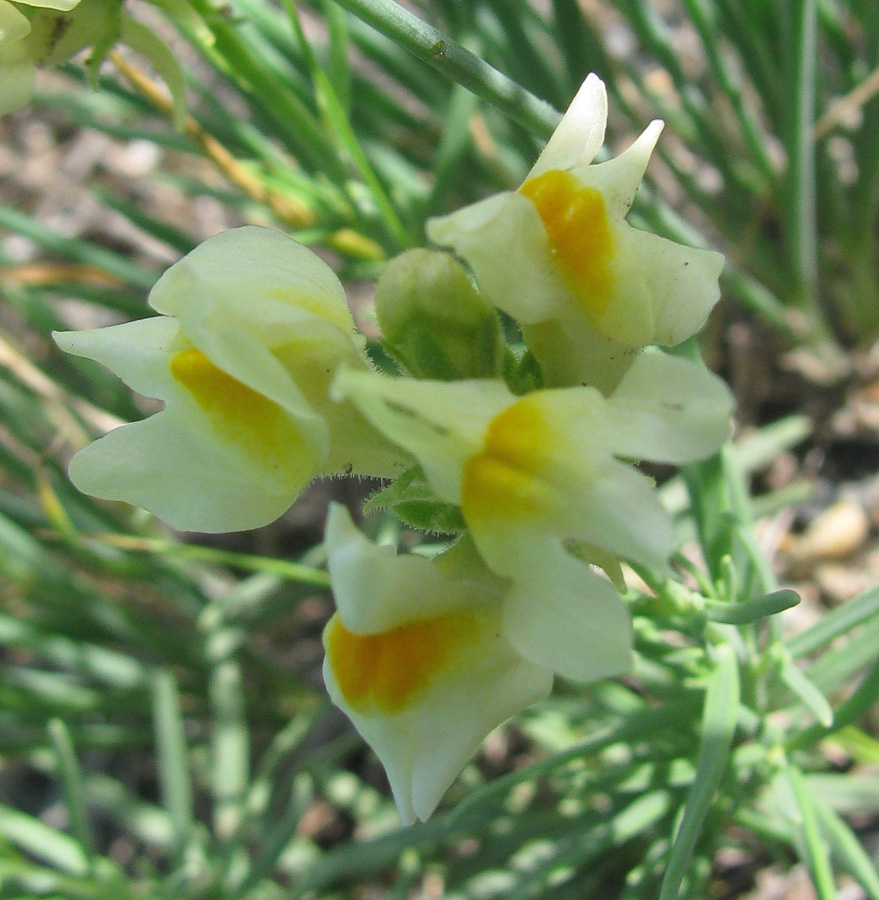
785, 0, 826, 337
48, 719, 96, 864
658, 645, 740, 900
786, 761, 838, 900
151, 671, 194, 863
327, 0, 560, 139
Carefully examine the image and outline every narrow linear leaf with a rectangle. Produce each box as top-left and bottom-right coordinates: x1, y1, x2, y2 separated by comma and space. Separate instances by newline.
151, 670, 194, 858
705, 589, 799, 625
326, 0, 560, 138
658, 645, 739, 900
209, 657, 249, 841
0, 804, 89, 875
786, 761, 838, 900
788, 585, 879, 659
788, 655, 879, 751
812, 794, 879, 900
781, 658, 834, 727
48, 719, 96, 862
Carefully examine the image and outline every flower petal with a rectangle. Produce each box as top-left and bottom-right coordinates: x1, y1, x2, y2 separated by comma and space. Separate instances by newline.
522, 312, 637, 392
149, 226, 356, 338
0, 4, 34, 116
53, 316, 181, 400
325, 503, 496, 634
618, 227, 725, 346
527, 73, 607, 179
503, 545, 631, 682
146, 228, 374, 462
332, 369, 512, 503
323, 604, 551, 824
459, 388, 677, 573
605, 351, 734, 463
0, 2, 30, 43
67, 407, 313, 532
170, 320, 330, 460
572, 119, 664, 216
13, 0, 82, 10
427, 192, 567, 325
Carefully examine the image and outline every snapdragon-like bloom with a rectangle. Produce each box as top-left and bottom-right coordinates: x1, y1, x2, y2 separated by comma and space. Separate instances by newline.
333, 352, 733, 582
427, 75, 725, 391
55, 227, 405, 532
322, 503, 631, 824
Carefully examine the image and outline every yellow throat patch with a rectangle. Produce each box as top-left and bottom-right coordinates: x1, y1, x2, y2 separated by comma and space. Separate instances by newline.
461, 395, 555, 524
325, 612, 476, 714
520, 169, 614, 324
170, 347, 310, 479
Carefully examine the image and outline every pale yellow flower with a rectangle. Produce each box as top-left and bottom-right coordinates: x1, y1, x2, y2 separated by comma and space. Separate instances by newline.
427, 75, 725, 391
55, 227, 405, 532
322, 504, 631, 824
332, 352, 733, 582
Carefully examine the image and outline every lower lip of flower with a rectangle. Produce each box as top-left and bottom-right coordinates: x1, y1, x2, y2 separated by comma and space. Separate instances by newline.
461, 395, 555, 524
325, 611, 478, 714
170, 347, 308, 475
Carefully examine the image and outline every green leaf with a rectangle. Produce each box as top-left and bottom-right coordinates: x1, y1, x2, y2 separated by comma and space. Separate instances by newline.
0, 804, 89, 875
363, 465, 466, 532
48, 719, 96, 863
704, 589, 799, 624
781, 657, 834, 727
785, 761, 838, 900
151, 670, 194, 860
788, 584, 879, 659
812, 794, 879, 899
658, 644, 739, 900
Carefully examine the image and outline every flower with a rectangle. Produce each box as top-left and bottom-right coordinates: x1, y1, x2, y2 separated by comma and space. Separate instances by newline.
426, 74, 725, 391
54, 226, 406, 532
332, 351, 733, 582
322, 503, 631, 824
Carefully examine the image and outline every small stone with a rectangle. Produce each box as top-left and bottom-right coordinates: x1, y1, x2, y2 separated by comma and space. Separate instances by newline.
814, 562, 873, 604
785, 499, 870, 571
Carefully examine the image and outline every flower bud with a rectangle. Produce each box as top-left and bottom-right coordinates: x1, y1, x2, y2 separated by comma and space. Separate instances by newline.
374, 249, 503, 381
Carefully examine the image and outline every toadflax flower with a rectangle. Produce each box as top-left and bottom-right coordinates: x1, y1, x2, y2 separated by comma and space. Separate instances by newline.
332, 351, 734, 583
426, 74, 725, 392
55, 226, 405, 532
322, 503, 631, 824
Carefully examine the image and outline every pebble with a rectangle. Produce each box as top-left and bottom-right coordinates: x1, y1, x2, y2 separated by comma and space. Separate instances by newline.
784, 499, 871, 570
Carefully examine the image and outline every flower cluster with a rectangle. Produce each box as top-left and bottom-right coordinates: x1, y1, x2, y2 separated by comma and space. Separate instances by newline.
55, 75, 733, 825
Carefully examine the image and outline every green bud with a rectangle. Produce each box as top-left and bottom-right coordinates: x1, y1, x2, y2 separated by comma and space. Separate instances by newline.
374, 248, 503, 380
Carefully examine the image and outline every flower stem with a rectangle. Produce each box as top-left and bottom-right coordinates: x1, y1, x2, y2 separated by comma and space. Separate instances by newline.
327, 0, 561, 138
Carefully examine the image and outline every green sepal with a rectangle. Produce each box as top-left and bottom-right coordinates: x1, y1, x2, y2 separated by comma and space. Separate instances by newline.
26, 0, 123, 67
364, 465, 467, 533
503, 348, 544, 395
